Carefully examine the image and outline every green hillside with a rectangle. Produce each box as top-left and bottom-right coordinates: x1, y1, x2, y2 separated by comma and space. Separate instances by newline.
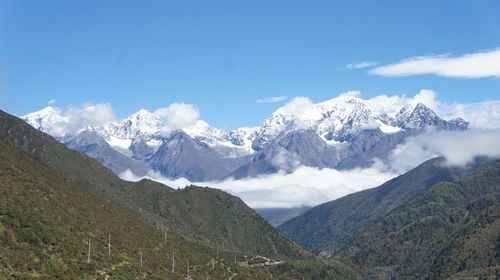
0, 109, 306, 260
324, 159, 500, 279
279, 157, 483, 250
0, 140, 224, 278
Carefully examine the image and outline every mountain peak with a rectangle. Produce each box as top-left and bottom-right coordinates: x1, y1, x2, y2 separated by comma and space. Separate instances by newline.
127, 108, 159, 121
103, 109, 165, 140
27, 105, 59, 115
131, 108, 152, 115
393, 102, 468, 131
23, 106, 61, 121
22, 106, 67, 136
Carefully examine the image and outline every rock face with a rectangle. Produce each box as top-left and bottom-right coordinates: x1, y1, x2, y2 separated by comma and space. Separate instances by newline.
60, 130, 150, 176
22, 95, 469, 181
148, 131, 239, 181
393, 103, 468, 130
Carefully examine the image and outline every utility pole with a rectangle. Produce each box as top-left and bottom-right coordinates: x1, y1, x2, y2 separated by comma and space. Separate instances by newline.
108, 234, 111, 255
187, 261, 190, 277
171, 251, 175, 272
164, 229, 167, 246
216, 246, 219, 260
87, 238, 91, 264
139, 249, 143, 267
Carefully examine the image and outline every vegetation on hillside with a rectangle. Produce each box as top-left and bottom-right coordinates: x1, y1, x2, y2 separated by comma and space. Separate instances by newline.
323, 159, 500, 279
0, 110, 306, 260
279, 157, 485, 250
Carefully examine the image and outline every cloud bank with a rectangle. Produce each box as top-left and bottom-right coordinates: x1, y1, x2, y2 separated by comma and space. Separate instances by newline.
120, 128, 500, 209
371, 48, 500, 78
390, 129, 500, 170
120, 162, 398, 209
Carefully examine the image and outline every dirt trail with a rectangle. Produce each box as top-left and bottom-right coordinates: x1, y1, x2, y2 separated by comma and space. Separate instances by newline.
103, 260, 129, 280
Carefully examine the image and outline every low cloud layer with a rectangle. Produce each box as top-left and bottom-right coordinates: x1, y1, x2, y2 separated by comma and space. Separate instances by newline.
390, 129, 500, 170
371, 48, 500, 78
120, 128, 500, 209
120, 162, 398, 209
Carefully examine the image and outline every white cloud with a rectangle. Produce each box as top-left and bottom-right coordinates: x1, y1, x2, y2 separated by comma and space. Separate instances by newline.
367, 88, 437, 115
120, 162, 398, 209
346, 61, 378, 69
154, 102, 200, 129
66, 103, 116, 130
256, 96, 288, 104
269, 147, 301, 171
339, 90, 362, 98
120, 169, 192, 187
29, 103, 116, 136
47, 99, 56, 105
412, 89, 439, 110
371, 48, 500, 78
389, 129, 500, 171
438, 100, 500, 129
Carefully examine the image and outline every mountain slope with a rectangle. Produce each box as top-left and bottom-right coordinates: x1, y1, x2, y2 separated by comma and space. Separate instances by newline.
257, 207, 312, 227
148, 131, 246, 181
0, 140, 227, 279
324, 159, 500, 279
1, 140, 358, 279
61, 130, 149, 176
279, 157, 485, 250
0, 109, 306, 260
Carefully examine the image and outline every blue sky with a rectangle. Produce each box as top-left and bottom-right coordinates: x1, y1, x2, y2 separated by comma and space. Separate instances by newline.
1, 0, 499, 128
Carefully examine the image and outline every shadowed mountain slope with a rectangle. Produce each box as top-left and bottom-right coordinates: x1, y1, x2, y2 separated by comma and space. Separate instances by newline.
322, 159, 500, 279
279, 157, 484, 250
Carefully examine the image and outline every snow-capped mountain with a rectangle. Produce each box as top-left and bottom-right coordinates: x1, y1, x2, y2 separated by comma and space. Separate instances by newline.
184, 120, 259, 158
393, 103, 468, 130
253, 94, 399, 149
23, 106, 68, 136
22, 95, 468, 181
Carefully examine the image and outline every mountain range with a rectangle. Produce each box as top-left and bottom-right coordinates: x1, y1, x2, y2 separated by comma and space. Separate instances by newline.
23, 95, 468, 181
